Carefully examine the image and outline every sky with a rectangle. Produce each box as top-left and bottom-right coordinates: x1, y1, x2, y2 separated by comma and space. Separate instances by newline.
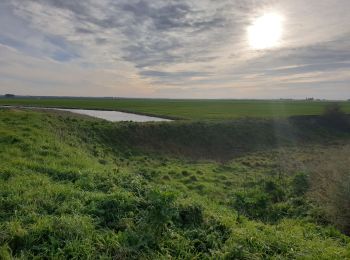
0, 0, 349, 99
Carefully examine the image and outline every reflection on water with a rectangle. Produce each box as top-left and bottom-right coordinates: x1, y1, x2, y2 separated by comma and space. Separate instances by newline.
1, 106, 171, 122
56, 108, 172, 122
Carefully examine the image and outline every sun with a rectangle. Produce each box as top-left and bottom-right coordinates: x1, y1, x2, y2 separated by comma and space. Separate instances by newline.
248, 13, 284, 50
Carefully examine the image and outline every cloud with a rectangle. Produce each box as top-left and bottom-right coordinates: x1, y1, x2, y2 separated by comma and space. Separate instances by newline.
0, 44, 152, 97
0, 0, 349, 99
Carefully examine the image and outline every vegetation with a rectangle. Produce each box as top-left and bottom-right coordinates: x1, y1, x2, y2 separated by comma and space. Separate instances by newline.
307, 145, 350, 234
3, 94, 15, 98
0, 108, 350, 259
1, 98, 350, 120
322, 103, 350, 130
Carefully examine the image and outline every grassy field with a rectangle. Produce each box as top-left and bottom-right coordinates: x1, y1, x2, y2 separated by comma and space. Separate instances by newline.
1, 98, 350, 120
1, 107, 350, 259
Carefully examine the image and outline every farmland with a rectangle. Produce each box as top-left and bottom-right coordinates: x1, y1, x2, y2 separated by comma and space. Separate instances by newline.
1, 107, 350, 259
2, 0, 350, 258
1, 98, 350, 120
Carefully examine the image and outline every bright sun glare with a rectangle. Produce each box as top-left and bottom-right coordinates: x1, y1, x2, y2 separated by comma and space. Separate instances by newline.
248, 13, 284, 50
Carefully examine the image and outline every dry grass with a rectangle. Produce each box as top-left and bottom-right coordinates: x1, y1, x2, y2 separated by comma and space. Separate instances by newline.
307, 145, 350, 234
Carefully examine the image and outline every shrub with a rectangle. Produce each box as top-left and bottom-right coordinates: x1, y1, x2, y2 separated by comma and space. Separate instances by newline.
292, 172, 310, 196
143, 190, 178, 235
0, 245, 12, 260
233, 178, 310, 223
120, 190, 178, 252
233, 189, 270, 221
183, 218, 230, 254
264, 180, 285, 203
91, 193, 138, 230
322, 103, 349, 130
308, 145, 350, 234
178, 204, 204, 227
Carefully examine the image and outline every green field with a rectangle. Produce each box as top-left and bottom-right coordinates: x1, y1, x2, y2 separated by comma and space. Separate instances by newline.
1, 107, 350, 259
1, 98, 350, 120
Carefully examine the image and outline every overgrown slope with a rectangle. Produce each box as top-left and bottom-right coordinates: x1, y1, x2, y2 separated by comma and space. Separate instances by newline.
0, 108, 350, 259
76, 114, 350, 161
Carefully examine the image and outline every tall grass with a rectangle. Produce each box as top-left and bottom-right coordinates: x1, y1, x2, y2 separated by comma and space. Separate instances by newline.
0, 108, 350, 258
308, 145, 350, 234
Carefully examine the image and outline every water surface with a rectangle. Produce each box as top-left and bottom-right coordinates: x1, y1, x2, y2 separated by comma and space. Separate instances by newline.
1, 106, 171, 122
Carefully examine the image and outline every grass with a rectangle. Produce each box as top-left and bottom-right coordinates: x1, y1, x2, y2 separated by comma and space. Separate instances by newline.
1, 97, 350, 120
0, 108, 350, 259
307, 145, 350, 234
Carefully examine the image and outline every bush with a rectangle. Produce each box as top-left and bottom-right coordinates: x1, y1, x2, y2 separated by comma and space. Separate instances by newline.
183, 218, 230, 254
233, 178, 311, 223
178, 204, 204, 227
308, 145, 350, 234
292, 173, 310, 196
91, 192, 138, 230
0, 244, 12, 260
264, 180, 286, 203
322, 103, 349, 129
233, 189, 270, 221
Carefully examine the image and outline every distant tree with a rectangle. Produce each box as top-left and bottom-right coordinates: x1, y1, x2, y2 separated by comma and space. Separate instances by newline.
322, 103, 349, 129
4, 94, 15, 98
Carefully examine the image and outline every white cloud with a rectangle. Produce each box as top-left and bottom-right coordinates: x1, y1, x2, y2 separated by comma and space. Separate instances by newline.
0, 0, 349, 99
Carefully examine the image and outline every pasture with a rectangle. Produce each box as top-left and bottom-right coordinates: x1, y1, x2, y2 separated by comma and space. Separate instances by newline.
0, 107, 350, 258
1, 98, 350, 120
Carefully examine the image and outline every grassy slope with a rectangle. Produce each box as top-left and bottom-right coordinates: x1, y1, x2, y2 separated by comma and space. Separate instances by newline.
0, 108, 350, 259
92, 116, 350, 161
1, 98, 350, 120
